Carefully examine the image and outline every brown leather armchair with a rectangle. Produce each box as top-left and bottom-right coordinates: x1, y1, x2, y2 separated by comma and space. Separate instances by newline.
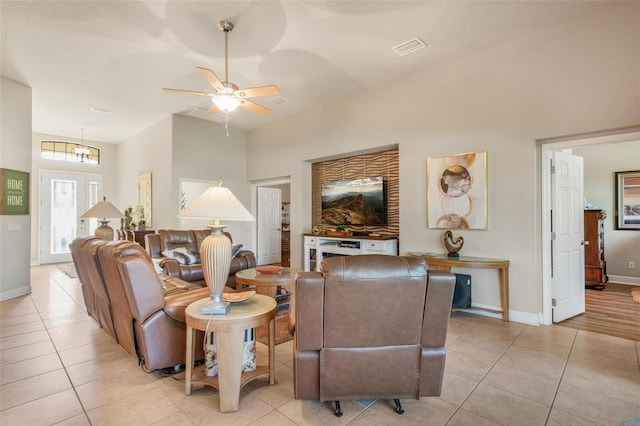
96, 240, 212, 372
145, 229, 256, 289
292, 255, 455, 416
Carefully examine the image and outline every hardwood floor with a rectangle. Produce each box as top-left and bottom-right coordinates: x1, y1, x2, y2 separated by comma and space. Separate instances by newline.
557, 283, 640, 341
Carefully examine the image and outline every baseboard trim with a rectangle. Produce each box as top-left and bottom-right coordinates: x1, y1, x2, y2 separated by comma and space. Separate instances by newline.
0, 285, 32, 302
456, 303, 541, 326
607, 275, 640, 286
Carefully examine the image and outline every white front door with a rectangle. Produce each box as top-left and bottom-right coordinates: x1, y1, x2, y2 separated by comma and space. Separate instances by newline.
257, 187, 281, 265
40, 171, 102, 264
551, 151, 585, 322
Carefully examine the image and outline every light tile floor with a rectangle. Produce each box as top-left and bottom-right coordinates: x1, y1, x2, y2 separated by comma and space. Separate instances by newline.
1, 265, 639, 425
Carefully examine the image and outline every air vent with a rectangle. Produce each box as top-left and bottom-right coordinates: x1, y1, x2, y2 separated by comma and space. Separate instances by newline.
270, 96, 289, 105
90, 106, 111, 115
392, 37, 426, 56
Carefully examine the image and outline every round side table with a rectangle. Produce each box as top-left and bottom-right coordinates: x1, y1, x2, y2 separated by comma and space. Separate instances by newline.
235, 267, 299, 299
185, 294, 276, 412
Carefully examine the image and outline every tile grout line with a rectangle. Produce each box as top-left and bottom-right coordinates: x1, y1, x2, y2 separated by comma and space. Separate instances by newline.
543, 328, 578, 426
32, 274, 94, 425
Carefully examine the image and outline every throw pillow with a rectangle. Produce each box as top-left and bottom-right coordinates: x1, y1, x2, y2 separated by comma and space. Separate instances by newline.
232, 244, 243, 258
161, 249, 187, 265
174, 247, 200, 265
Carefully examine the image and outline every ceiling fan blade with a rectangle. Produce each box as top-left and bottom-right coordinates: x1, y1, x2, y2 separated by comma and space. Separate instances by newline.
236, 85, 281, 98
239, 99, 272, 115
196, 67, 224, 92
162, 88, 212, 96
207, 104, 220, 115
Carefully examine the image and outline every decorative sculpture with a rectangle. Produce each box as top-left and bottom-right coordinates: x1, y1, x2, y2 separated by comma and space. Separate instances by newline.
443, 230, 464, 257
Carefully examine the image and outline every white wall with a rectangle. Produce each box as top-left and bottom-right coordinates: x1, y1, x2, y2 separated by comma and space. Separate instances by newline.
117, 116, 172, 229
0, 77, 32, 300
30, 132, 118, 263
574, 140, 640, 283
172, 115, 253, 248
246, 3, 640, 322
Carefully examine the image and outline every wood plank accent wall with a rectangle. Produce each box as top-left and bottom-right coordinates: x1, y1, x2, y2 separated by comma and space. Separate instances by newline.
312, 148, 399, 236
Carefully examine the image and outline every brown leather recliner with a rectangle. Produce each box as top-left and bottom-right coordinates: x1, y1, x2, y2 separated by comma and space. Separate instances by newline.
145, 229, 256, 289
70, 236, 98, 320
97, 240, 212, 372
70, 236, 118, 342
292, 255, 455, 416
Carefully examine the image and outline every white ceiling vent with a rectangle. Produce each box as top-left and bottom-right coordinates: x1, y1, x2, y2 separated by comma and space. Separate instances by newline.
270, 96, 289, 105
392, 37, 426, 56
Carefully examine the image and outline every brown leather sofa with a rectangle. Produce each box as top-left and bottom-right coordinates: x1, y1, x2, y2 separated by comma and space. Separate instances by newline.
95, 240, 214, 372
70, 236, 118, 341
145, 229, 256, 289
292, 255, 455, 416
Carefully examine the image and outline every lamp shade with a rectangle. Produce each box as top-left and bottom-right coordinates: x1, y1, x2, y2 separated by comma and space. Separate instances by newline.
178, 181, 254, 222
80, 197, 124, 219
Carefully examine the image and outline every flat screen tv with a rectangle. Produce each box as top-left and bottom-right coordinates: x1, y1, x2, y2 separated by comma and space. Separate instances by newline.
321, 177, 386, 225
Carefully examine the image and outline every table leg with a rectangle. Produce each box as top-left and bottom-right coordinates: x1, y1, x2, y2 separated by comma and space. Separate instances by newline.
215, 329, 245, 412
499, 267, 509, 321
185, 325, 195, 395
269, 317, 275, 385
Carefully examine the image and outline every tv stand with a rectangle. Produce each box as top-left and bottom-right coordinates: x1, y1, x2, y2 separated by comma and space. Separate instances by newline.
303, 234, 398, 272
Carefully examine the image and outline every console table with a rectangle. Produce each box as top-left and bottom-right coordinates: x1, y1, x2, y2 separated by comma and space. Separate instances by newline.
409, 253, 510, 321
304, 234, 398, 271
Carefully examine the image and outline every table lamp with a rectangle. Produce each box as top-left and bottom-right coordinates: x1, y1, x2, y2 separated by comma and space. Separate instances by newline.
80, 197, 125, 241
178, 179, 255, 314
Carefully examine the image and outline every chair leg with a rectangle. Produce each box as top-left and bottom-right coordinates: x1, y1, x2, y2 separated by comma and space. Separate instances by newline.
393, 399, 404, 415
334, 401, 343, 417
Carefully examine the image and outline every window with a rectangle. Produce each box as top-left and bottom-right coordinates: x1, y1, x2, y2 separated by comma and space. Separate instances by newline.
41, 141, 100, 164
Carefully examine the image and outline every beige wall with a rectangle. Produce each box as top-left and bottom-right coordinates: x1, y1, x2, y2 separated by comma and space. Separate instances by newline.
0, 77, 32, 300
574, 140, 640, 283
117, 116, 173, 229
246, 3, 640, 323
171, 115, 252, 248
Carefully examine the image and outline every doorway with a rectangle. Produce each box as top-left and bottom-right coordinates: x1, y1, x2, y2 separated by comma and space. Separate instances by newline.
252, 179, 291, 267
540, 129, 640, 325
40, 170, 102, 264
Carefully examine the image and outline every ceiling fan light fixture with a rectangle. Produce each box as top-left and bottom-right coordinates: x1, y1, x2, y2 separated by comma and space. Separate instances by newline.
213, 94, 240, 112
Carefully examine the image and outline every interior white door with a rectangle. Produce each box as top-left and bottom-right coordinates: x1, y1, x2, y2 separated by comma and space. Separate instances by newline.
551, 150, 585, 322
257, 187, 282, 265
40, 171, 102, 264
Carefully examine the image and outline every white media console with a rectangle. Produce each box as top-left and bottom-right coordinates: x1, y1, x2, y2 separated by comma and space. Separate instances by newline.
303, 234, 398, 272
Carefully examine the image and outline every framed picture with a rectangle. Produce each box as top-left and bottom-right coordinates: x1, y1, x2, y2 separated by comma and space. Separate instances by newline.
427, 151, 487, 230
137, 172, 152, 227
615, 170, 640, 230
0, 168, 30, 215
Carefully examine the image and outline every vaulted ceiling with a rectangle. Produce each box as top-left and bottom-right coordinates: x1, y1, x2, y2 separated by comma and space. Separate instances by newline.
1, 1, 608, 143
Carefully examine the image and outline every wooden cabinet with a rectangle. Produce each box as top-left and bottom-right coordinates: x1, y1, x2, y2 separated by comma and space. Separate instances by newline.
584, 209, 607, 289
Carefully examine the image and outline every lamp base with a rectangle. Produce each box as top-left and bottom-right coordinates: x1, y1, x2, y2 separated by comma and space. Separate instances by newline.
201, 297, 230, 315
95, 220, 114, 241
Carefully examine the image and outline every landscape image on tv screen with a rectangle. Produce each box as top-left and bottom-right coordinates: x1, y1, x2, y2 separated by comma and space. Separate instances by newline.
321, 177, 386, 225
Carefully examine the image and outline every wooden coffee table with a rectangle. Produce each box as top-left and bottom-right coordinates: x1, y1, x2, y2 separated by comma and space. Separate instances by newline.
235, 267, 299, 299
184, 295, 276, 412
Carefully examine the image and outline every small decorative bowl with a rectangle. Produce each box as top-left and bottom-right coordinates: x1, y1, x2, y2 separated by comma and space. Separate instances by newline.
256, 265, 284, 274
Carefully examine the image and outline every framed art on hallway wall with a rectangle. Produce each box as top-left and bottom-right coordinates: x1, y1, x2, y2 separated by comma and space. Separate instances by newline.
427, 151, 487, 230
615, 170, 640, 230
137, 172, 152, 227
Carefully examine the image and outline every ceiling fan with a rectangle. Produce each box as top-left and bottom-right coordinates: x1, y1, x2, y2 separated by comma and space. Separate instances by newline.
162, 20, 280, 116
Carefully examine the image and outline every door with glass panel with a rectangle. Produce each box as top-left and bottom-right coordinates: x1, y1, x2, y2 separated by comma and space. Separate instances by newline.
40, 171, 102, 264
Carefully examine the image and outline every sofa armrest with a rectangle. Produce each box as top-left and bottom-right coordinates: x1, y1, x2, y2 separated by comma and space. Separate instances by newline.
160, 258, 182, 278
421, 270, 455, 348
294, 272, 324, 351
163, 287, 210, 323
